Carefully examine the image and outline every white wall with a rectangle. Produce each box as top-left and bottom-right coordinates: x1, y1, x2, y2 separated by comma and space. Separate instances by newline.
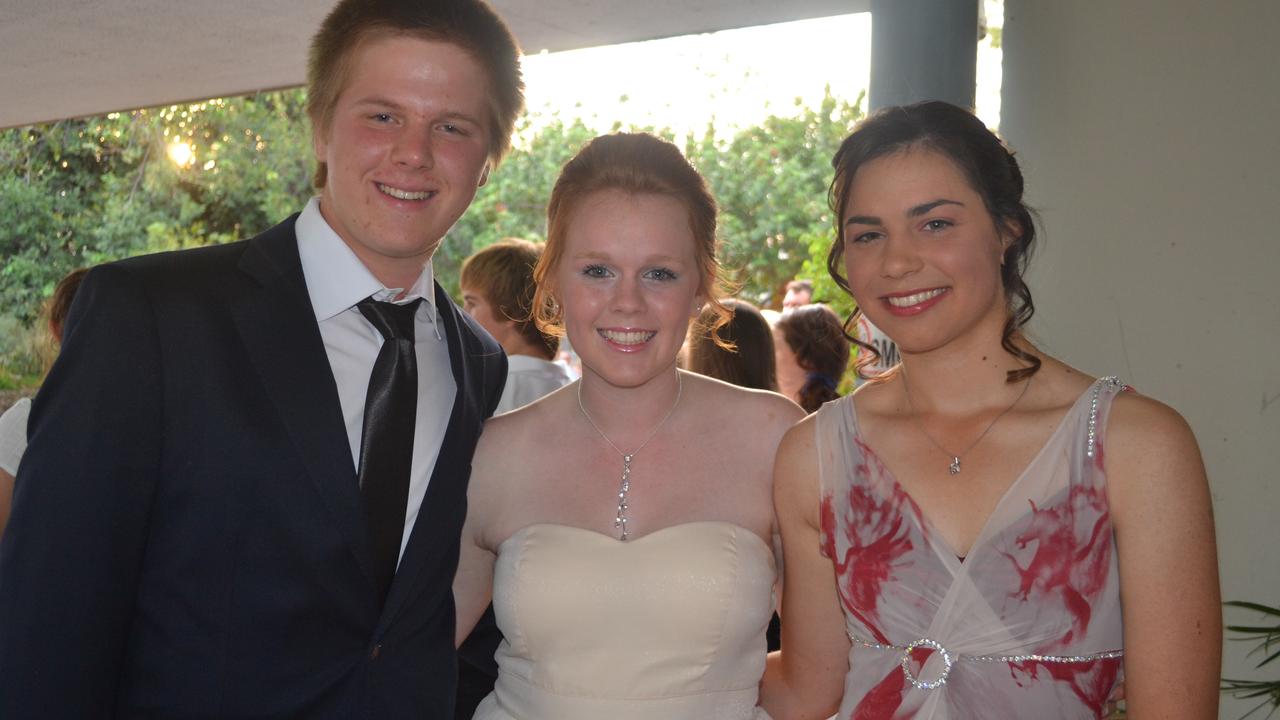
1002, 2, 1280, 715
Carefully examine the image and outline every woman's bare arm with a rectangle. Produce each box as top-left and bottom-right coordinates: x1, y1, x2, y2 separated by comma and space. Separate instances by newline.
1106, 393, 1221, 718
453, 429, 502, 647
760, 417, 850, 719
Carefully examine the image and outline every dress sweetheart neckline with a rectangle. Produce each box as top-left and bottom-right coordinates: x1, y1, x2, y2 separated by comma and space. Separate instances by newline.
496, 520, 774, 556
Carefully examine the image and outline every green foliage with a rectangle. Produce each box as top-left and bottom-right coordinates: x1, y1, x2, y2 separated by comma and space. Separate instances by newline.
2, 86, 864, 386
439, 116, 599, 296
0, 92, 314, 325
443, 89, 864, 304
1223, 600, 1280, 719
0, 314, 46, 389
687, 89, 864, 306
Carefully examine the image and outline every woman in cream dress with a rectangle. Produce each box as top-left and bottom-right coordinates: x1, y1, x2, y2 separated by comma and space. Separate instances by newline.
452, 133, 803, 720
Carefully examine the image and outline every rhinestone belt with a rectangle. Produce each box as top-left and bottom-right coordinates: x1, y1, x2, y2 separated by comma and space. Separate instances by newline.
849, 634, 1124, 690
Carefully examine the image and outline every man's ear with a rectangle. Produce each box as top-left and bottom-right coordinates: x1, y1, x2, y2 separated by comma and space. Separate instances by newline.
478, 163, 491, 187
311, 118, 328, 162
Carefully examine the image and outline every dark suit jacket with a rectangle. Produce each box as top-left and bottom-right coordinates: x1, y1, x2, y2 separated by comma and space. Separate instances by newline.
0, 216, 506, 719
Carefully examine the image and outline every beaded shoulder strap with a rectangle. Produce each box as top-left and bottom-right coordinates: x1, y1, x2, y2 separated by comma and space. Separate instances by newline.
1086, 376, 1126, 459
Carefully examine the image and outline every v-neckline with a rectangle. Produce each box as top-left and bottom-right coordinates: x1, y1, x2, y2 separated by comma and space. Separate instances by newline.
846, 380, 1096, 566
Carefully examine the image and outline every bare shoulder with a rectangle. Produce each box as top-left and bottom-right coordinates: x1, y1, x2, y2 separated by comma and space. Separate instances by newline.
1025, 355, 1201, 465
1100, 386, 1209, 525
777, 411, 819, 464
684, 371, 805, 432
473, 390, 571, 484
774, 413, 821, 522
1105, 389, 1202, 468
844, 374, 896, 413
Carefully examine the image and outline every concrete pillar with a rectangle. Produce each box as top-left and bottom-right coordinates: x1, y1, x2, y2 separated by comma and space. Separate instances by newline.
869, 0, 979, 110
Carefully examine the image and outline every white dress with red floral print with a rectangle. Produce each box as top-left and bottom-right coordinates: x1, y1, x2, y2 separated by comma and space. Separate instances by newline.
815, 377, 1127, 720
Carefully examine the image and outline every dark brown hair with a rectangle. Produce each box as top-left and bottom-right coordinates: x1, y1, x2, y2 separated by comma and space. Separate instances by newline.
38, 267, 88, 374
686, 299, 777, 392
532, 132, 732, 347
460, 239, 558, 359
827, 100, 1040, 383
776, 304, 849, 413
46, 267, 89, 344
306, 0, 524, 186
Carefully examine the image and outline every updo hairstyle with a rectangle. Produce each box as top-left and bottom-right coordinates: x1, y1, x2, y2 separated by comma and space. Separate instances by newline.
531, 132, 732, 348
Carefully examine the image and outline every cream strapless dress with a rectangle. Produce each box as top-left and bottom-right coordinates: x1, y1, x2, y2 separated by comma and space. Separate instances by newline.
471, 521, 775, 720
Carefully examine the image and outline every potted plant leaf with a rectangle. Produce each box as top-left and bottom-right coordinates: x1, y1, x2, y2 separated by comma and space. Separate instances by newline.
1222, 600, 1280, 719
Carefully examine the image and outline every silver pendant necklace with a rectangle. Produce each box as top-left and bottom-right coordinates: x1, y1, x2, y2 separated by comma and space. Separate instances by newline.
901, 373, 1032, 475
577, 372, 683, 540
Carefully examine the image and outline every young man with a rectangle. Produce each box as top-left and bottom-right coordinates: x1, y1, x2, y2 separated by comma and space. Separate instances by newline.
0, 1, 523, 717
460, 239, 573, 415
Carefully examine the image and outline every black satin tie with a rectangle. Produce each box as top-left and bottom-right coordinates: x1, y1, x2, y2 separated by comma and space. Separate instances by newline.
356, 296, 423, 608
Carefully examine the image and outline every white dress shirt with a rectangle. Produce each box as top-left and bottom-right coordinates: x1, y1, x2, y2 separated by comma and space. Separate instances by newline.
0, 397, 30, 476
494, 355, 573, 416
295, 197, 456, 562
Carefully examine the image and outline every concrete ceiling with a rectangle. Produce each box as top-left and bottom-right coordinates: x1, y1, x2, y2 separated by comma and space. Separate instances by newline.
0, 0, 867, 129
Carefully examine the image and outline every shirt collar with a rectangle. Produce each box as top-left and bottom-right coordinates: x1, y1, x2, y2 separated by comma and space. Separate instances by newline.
295, 197, 439, 324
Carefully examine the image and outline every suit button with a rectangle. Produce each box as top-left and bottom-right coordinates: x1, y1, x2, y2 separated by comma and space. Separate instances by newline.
369, 643, 382, 661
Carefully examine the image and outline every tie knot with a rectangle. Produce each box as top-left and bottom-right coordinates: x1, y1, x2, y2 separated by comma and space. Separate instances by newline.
357, 297, 422, 342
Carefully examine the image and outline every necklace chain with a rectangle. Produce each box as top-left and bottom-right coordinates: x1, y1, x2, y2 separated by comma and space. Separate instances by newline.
577, 371, 683, 540
901, 373, 1032, 475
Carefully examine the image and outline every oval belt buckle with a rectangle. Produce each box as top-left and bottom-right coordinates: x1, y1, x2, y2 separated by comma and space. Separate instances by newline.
900, 637, 955, 690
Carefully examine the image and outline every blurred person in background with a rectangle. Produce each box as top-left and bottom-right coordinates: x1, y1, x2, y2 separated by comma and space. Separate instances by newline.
773, 303, 850, 413
461, 239, 573, 415
781, 279, 813, 312
0, 267, 88, 538
685, 298, 777, 392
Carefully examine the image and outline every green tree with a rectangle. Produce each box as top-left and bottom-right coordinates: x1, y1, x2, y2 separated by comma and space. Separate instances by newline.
688, 88, 863, 310
439, 116, 599, 295
0, 92, 314, 325
2, 86, 865, 383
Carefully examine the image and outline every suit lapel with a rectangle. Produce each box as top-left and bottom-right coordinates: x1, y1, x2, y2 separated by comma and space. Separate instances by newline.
229, 220, 374, 587
379, 282, 487, 628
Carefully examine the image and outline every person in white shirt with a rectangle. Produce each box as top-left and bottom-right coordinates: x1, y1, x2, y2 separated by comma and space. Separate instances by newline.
461, 239, 573, 416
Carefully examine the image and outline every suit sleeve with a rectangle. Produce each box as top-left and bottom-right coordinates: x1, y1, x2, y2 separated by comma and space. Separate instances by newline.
0, 264, 163, 716
483, 351, 508, 420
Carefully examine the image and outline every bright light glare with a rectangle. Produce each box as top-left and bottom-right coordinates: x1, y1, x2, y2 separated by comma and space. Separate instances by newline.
167, 141, 194, 167
520, 13, 872, 141
517, 3, 1004, 142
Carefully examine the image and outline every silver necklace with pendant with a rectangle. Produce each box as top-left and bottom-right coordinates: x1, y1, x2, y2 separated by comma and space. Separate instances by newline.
901, 373, 1032, 475
577, 372, 683, 540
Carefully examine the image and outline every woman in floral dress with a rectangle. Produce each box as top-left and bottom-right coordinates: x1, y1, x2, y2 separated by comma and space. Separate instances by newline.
760, 101, 1220, 719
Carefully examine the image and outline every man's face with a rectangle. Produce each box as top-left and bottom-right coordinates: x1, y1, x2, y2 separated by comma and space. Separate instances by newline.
782, 286, 812, 310
314, 35, 493, 288
461, 284, 511, 345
